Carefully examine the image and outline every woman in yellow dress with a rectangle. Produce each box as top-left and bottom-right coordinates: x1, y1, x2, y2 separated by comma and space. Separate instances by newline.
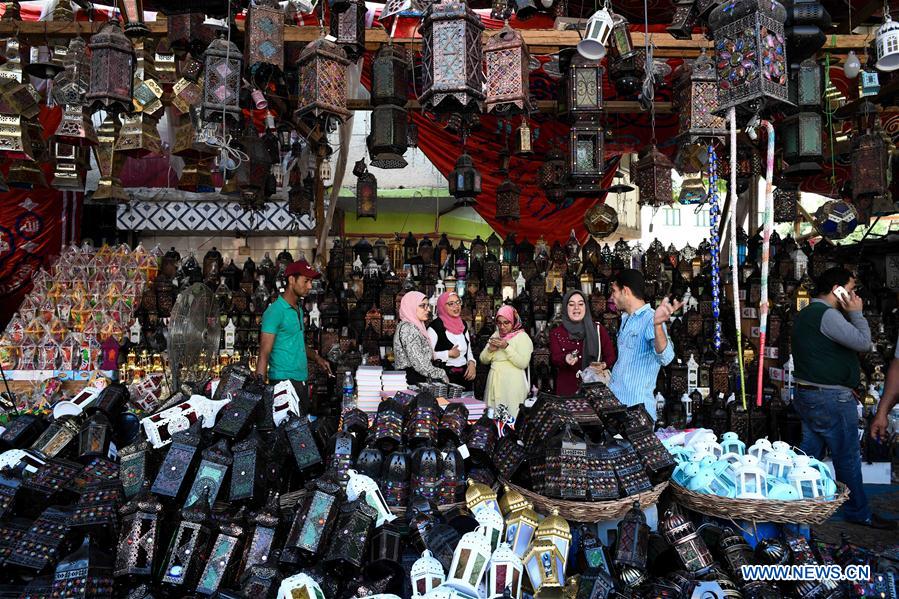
479, 305, 533, 414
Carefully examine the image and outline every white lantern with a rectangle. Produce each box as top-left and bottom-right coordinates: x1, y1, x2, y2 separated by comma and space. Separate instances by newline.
680, 393, 693, 423
687, 354, 699, 392
720, 432, 745, 456
747, 438, 773, 463
446, 527, 493, 596
788, 455, 824, 499
534, 508, 571, 575
345, 469, 397, 528
278, 573, 325, 599
475, 505, 505, 552
843, 50, 862, 78
765, 450, 793, 480
272, 379, 302, 427
735, 455, 767, 499
488, 542, 523, 599
771, 440, 792, 455
53, 385, 101, 418
578, 3, 615, 60
655, 392, 666, 418
875, 13, 899, 72
412, 550, 445, 597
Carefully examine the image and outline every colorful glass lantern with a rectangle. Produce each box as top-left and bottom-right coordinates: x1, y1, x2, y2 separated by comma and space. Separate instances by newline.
475, 505, 505, 552
202, 34, 242, 123
354, 158, 378, 219
448, 152, 482, 206
614, 502, 648, 570
633, 144, 674, 207
346, 469, 396, 528
673, 48, 726, 146
52, 535, 113, 598
875, 13, 899, 72
322, 496, 378, 571
814, 200, 859, 240
296, 35, 352, 125
412, 550, 445, 596
87, 21, 134, 113
115, 487, 162, 578
524, 538, 565, 593
488, 542, 523, 599
246, 0, 284, 70
540, 145, 568, 204
735, 455, 767, 498
659, 509, 714, 573
330, 0, 366, 61
578, 2, 615, 60
445, 526, 493, 595
196, 511, 244, 595
568, 116, 604, 194
419, 0, 485, 114
708, 0, 789, 116
667, 0, 698, 39
162, 489, 213, 588
238, 492, 279, 579
485, 23, 533, 115
563, 52, 604, 118
281, 477, 340, 564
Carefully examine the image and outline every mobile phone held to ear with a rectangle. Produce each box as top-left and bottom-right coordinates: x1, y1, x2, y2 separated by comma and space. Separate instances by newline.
833, 286, 850, 303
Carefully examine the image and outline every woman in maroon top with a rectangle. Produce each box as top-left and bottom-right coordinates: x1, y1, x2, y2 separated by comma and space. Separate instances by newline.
549, 290, 616, 395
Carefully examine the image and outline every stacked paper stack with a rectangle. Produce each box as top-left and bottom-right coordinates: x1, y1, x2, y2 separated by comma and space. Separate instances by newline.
381, 370, 408, 396
457, 393, 484, 420
355, 365, 383, 413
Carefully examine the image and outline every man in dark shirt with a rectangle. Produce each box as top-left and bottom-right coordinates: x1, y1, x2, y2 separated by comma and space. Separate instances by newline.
792, 267, 895, 530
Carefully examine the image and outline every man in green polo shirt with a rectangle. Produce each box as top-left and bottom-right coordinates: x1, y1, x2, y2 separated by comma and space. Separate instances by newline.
256, 259, 332, 414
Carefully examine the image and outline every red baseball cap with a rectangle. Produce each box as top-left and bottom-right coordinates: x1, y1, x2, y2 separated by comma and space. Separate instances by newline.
284, 259, 321, 279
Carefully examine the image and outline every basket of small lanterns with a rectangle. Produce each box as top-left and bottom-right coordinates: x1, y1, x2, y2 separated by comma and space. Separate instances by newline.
665, 431, 849, 525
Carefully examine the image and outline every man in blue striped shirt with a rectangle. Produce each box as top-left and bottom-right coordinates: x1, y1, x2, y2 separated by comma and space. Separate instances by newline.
608, 269, 682, 419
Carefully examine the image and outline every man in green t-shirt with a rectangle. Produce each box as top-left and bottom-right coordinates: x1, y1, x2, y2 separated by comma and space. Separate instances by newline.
256, 260, 332, 414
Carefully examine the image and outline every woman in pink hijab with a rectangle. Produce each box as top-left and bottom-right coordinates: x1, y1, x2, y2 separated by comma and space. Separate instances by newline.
479, 305, 533, 414
427, 291, 476, 389
393, 291, 448, 384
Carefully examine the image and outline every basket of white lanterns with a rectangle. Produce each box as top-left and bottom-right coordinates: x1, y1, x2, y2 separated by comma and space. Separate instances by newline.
664, 431, 849, 525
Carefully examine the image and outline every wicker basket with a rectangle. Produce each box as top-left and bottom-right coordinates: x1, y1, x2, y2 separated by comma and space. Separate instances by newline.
500, 480, 668, 522
669, 481, 849, 525
278, 490, 463, 517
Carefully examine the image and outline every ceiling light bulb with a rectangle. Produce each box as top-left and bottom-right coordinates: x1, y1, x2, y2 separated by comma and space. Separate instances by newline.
843, 50, 861, 79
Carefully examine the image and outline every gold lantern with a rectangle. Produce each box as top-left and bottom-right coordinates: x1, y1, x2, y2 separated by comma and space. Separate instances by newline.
92, 113, 127, 203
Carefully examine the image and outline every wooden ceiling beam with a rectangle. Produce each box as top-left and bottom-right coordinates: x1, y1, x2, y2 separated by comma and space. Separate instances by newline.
834, 0, 882, 33
0, 19, 870, 56
346, 98, 674, 113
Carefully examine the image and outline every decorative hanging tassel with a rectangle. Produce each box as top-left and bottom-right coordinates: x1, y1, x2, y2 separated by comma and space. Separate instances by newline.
707, 144, 722, 351
727, 108, 746, 410
755, 119, 775, 408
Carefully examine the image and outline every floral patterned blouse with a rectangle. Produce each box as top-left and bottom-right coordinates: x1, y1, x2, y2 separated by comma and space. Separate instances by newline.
393, 321, 449, 383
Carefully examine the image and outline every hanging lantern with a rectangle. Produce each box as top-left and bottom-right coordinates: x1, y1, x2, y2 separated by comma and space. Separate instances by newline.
296, 35, 352, 125
875, 13, 899, 72
372, 44, 409, 107
563, 52, 604, 118
116, 0, 148, 36
578, 2, 615, 60
419, 0, 485, 114
673, 48, 726, 148
495, 175, 521, 222
167, 13, 214, 56
782, 59, 823, 177
584, 203, 618, 239
773, 181, 799, 223
330, 0, 366, 61
814, 200, 858, 240
234, 127, 275, 210
667, 0, 698, 40
448, 152, 482, 206
633, 144, 674, 207
485, 23, 533, 115
87, 21, 135, 113
368, 105, 409, 169
115, 113, 163, 157
354, 158, 378, 219
568, 116, 604, 194
708, 0, 789, 117
246, 0, 285, 70
678, 172, 706, 204
540, 144, 568, 204
202, 33, 242, 123
850, 115, 891, 202
608, 13, 635, 60
784, 0, 831, 61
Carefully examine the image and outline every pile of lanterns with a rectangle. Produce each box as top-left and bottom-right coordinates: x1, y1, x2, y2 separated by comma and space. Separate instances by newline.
667, 431, 839, 501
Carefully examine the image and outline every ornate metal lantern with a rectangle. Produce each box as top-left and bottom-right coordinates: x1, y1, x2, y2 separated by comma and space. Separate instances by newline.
540, 145, 568, 204
419, 0, 485, 114
322, 496, 377, 571
52, 535, 113, 598
667, 0, 698, 39
116, 0, 148, 36
167, 13, 213, 56
77, 412, 112, 461
30, 416, 79, 458
448, 152, 482, 205
150, 419, 201, 498
633, 144, 674, 207
230, 431, 263, 502
568, 116, 605, 194
237, 492, 279, 579
782, 59, 823, 177
246, 0, 284, 70
183, 438, 232, 508
372, 44, 409, 106
161, 489, 213, 588
614, 501, 649, 575
673, 48, 726, 149
485, 23, 532, 115
330, 0, 366, 61
87, 21, 135, 113
115, 486, 162, 578
773, 181, 799, 223
500, 488, 538, 559
584, 203, 618, 239
659, 508, 715, 573
563, 52, 604, 117
296, 35, 352, 125
354, 158, 378, 219
368, 111, 408, 169
281, 477, 341, 565
202, 34, 242, 123
850, 114, 891, 202
196, 511, 245, 595
708, 0, 789, 116
523, 538, 565, 593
